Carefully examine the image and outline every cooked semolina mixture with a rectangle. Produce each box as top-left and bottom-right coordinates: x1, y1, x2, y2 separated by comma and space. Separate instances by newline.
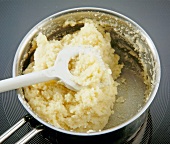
23, 19, 123, 132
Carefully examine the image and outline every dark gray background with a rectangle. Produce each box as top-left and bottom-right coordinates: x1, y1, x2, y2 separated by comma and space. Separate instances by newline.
0, 0, 170, 143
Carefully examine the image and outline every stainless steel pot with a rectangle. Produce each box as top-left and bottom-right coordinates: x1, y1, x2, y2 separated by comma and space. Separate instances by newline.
0, 7, 161, 144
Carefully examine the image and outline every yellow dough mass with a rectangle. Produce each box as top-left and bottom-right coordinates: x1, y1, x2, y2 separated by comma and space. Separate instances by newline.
24, 19, 123, 132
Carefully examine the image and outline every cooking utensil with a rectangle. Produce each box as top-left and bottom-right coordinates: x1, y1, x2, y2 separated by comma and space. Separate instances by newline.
0, 7, 161, 144
0, 46, 100, 92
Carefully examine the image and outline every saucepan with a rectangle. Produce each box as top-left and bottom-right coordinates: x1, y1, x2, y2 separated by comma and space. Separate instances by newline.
0, 7, 160, 144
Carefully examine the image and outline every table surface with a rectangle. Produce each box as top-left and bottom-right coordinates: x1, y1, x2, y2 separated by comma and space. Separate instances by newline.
0, 0, 170, 143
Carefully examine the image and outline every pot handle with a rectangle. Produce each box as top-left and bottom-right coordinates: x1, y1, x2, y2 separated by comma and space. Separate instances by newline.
15, 125, 44, 144
0, 115, 32, 143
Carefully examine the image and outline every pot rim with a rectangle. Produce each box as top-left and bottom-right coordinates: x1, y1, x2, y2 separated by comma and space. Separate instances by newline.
12, 7, 161, 136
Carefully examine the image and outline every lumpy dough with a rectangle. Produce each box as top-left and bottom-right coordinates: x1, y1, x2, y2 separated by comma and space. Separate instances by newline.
23, 19, 123, 132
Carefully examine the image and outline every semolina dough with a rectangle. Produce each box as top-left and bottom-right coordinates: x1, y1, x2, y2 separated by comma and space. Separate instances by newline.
24, 20, 123, 132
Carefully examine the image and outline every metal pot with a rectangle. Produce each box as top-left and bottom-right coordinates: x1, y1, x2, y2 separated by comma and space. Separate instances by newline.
0, 7, 160, 144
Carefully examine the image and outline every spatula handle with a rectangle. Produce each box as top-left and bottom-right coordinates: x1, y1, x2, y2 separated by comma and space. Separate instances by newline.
0, 68, 55, 93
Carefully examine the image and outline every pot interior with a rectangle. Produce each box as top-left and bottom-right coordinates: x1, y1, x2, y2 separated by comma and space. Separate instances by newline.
14, 8, 160, 133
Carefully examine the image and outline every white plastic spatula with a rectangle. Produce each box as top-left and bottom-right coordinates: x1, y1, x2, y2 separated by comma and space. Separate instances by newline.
0, 46, 98, 93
